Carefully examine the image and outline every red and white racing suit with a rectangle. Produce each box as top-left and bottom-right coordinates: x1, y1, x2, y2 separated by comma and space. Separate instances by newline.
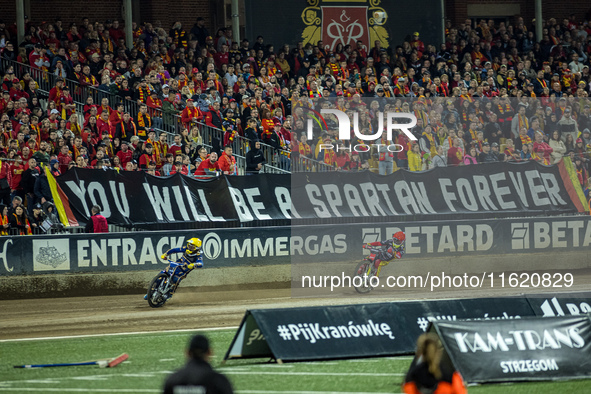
365, 239, 405, 269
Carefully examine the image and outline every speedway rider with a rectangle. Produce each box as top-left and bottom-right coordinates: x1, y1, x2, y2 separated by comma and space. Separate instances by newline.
362, 231, 406, 275
145, 237, 203, 300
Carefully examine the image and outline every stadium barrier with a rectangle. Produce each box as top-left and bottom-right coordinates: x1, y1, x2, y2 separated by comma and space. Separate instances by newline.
1, 216, 591, 298
223, 293, 591, 363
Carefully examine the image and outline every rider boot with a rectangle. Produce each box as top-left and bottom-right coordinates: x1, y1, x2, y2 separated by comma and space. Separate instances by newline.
371, 259, 382, 276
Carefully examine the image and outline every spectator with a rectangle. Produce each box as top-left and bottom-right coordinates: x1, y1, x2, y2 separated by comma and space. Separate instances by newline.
431, 146, 447, 168
521, 143, 533, 161
407, 142, 423, 171
504, 139, 520, 162
163, 334, 233, 394
161, 153, 175, 176
478, 141, 498, 163
85, 204, 108, 233
218, 145, 237, 175
195, 151, 219, 178
464, 145, 478, 165
533, 131, 554, 165
139, 143, 156, 170
28, 203, 45, 234
34, 167, 52, 205
557, 107, 579, 142
20, 157, 39, 215
446, 137, 464, 166
377, 135, 394, 175
9, 205, 31, 235
245, 140, 266, 174
0, 204, 10, 235
170, 159, 189, 176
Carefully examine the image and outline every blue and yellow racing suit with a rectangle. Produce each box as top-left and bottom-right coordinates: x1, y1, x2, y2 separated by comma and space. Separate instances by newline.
162, 246, 203, 289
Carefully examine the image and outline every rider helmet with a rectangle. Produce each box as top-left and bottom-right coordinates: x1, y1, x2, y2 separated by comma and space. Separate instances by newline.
392, 231, 405, 247
186, 237, 202, 254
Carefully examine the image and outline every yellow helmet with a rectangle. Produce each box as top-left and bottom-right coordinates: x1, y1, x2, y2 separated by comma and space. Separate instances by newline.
186, 237, 202, 252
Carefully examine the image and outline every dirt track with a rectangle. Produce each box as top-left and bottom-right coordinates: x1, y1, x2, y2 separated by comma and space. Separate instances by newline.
2, 270, 591, 341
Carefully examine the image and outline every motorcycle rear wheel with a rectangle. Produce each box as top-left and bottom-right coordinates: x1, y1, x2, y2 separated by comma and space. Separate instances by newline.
353, 261, 374, 294
147, 273, 169, 308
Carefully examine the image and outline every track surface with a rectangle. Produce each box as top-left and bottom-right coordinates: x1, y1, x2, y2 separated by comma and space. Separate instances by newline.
2, 270, 591, 341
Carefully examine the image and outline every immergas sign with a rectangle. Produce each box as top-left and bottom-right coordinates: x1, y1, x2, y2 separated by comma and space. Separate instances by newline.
308, 109, 417, 152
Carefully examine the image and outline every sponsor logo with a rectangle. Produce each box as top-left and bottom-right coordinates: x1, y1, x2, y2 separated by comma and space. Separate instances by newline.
77, 236, 185, 267
511, 220, 591, 250
453, 328, 585, 353
539, 297, 591, 317
0, 239, 13, 272
417, 313, 521, 332
33, 239, 70, 271
363, 225, 493, 255
276, 320, 395, 344
500, 359, 559, 373
202, 232, 222, 260
202, 232, 347, 260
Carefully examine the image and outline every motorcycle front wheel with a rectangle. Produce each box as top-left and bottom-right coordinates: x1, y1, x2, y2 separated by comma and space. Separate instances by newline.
147, 273, 169, 308
353, 261, 374, 294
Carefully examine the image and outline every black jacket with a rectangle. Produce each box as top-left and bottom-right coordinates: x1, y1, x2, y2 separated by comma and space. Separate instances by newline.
163, 358, 233, 394
246, 147, 266, 173
34, 173, 52, 201
20, 167, 39, 194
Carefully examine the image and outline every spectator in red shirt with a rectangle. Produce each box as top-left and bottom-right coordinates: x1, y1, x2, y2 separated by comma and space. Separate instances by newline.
181, 99, 202, 130
139, 143, 156, 170
195, 152, 220, 178
9, 156, 25, 201
213, 44, 230, 69
533, 131, 554, 165
96, 110, 111, 137
117, 141, 133, 168
447, 137, 464, 166
170, 159, 189, 175
57, 145, 73, 174
169, 135, 183, 157
218, 145, 237, 175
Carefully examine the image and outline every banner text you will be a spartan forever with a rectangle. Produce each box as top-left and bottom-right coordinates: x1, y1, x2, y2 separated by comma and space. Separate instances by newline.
55, 162, 579, 226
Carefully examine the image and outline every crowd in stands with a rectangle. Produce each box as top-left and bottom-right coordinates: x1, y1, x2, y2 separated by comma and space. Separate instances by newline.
1, 12, 591, 230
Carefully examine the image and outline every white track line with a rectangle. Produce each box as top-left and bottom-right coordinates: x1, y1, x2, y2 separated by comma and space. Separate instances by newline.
0, 326, 239, 342
236, 391, 401, 394
224, 371, 405, 377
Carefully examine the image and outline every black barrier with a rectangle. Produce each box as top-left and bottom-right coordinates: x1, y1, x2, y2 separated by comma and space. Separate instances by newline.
54, 161, 585, 229
432, 315, 591, 383
526, 292, 591, 317
224, 294, 591, 362
225, 305, 408, 362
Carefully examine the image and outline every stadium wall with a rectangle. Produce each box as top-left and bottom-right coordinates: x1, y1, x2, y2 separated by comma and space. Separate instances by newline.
0, 1, 590, 40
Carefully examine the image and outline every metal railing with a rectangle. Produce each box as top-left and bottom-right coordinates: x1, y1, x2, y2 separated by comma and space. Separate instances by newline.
1, 58, 182, 146
1, 58, 362, 174
2, 59, 294, 169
